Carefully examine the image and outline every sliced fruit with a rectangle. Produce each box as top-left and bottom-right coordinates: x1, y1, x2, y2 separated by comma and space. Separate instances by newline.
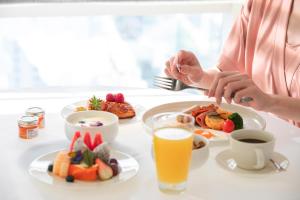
69, 164, 98, 181
96, 158, 113, 180
93, 133, 103, 149
69, 131, 81, 152
194, 129, 214, 139
59, 160, 71, 178
75, 106, 87, 112
83, 132, 93, 150
53, 151, 71, 178
53, 151, 66, 175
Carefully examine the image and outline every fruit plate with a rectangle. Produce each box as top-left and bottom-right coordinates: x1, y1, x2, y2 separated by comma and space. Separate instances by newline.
142, 101, 266, 142
28, 149, 139, 187
61, 100, 143, 124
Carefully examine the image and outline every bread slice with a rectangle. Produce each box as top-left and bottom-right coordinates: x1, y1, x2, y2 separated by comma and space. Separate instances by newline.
101, 101, 135, 119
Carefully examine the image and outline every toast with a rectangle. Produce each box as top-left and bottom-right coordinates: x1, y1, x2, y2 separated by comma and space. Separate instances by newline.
101, 101, 135, 119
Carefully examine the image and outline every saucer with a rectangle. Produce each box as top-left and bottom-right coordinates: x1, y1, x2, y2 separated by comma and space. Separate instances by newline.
215, 149, 289, 175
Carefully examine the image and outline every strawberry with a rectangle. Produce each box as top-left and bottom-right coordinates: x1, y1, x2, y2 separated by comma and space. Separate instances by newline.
69, 131, 81, 152
96, 158, 113, 180
83, 132, 93, 150
114, 93, 124, 103
93, 133, 103, 149
106, 93, 115, 102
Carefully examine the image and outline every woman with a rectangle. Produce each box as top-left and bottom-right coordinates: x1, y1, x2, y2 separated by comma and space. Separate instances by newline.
165, 0, 300, 127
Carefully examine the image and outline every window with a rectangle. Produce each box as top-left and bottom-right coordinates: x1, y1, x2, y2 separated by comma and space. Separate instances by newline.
0, 1, 242, 90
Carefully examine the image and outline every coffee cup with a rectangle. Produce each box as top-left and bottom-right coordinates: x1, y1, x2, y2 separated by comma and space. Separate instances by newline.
230, 129, 275, 170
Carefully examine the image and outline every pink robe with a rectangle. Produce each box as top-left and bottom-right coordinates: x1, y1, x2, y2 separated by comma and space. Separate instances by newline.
217, 0, 300, 127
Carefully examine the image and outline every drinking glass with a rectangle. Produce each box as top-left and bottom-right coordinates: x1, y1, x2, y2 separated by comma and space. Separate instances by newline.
152, 113, 194, 193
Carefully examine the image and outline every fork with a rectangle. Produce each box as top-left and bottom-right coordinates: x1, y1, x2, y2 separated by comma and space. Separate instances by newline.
154, 76, 207, 91
154, 76, 253, 103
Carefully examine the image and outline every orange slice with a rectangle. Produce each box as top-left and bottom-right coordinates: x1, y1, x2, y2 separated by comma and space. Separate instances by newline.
194, 129, 214, 139
69, 164, 98, 181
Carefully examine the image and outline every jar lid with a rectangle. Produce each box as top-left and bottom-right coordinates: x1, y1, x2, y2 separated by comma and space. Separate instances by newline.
26, 107, 45, 115
18, 115, 39, 126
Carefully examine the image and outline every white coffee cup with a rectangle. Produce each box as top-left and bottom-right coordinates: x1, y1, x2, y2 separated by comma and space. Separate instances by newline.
230, 129, 275, 170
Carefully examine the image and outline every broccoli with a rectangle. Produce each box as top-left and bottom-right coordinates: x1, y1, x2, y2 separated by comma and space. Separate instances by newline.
228, 112, 243, 130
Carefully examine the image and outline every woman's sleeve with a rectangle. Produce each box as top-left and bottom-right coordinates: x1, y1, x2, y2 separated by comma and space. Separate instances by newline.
217, 0, 253, 73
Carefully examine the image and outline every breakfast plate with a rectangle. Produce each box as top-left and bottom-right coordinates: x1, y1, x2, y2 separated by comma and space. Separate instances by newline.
29, 149, 139, 187
61, 100, 143, 124
215, 149, 289, 175
142, 101, 266, 142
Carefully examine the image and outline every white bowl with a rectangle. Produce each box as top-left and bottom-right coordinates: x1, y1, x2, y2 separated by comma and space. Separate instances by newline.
64, 111, 119, 143
191, 134, 209, 170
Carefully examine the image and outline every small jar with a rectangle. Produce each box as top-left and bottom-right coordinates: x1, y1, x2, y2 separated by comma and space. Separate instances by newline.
26, 107, 45, 129
18, 115, 39, 139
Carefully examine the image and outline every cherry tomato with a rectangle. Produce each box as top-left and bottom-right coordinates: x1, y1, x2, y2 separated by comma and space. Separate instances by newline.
222, 119, 235, 133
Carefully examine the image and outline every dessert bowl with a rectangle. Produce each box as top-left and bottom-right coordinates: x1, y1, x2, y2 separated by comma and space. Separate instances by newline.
64, 111, 119, 143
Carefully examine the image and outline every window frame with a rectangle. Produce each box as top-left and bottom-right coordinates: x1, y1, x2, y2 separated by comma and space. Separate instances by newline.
0, 1, 242, 17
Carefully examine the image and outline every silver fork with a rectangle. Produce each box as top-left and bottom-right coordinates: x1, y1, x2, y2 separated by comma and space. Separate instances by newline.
154, 76, 253, 103
154, 76, 206, 91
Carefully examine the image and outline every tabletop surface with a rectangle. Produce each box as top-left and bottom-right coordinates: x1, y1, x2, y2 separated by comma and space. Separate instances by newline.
1, 88, 300, 200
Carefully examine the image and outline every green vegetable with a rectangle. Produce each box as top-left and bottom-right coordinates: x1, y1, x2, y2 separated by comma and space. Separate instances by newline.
82, 150, 95, 167
228, 112, 243, 130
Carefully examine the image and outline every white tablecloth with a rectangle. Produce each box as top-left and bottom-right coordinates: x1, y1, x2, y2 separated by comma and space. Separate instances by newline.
1, 88, 300, 200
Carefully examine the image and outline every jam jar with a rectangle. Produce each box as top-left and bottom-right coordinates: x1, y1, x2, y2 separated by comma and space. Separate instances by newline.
26, 107, 45, 129
18, 115, 39, 139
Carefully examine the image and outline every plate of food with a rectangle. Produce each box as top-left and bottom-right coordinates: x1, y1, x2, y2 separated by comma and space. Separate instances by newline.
61, 93, 140, 124
142, 101, 266, 142
28, 132, 139, 187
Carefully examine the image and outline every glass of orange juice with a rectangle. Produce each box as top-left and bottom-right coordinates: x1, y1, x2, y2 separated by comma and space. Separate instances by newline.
152, 113, 194, 193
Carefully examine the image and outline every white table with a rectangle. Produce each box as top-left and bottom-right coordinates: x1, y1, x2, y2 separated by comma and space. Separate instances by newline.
1, 88, 300, 200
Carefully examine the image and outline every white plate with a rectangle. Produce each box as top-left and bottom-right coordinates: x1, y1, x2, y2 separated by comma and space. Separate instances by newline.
61, 100, 143, 124
142, 101, 266, 142
216, 149, 289, 175
29, 150, 139, 187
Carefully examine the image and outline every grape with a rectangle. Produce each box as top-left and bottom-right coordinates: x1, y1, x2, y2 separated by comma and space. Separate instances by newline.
110, 163, 119, 176
109, 158, 118, 165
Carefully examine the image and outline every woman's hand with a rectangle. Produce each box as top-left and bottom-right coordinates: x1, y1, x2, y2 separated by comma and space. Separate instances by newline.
164, 50, 205, 86
209, 72, 273, 111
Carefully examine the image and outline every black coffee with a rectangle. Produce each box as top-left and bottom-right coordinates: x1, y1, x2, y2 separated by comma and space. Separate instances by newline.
238, 138, 267, 143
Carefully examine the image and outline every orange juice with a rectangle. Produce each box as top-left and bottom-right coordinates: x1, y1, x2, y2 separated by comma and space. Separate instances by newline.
153, 127, 193, 184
